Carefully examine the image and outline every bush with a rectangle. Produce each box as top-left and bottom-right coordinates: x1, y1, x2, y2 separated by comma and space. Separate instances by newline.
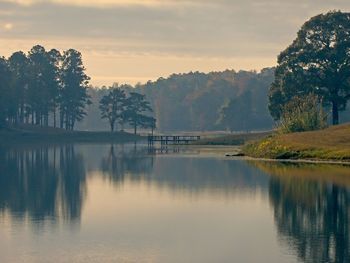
278, 94, 328, 133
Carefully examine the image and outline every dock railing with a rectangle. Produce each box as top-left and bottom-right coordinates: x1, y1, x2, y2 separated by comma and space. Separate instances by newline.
148, 135, 201, 145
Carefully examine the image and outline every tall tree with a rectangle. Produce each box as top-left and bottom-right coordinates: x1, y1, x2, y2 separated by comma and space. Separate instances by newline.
123, 92, 153, 134
269, 11, 350, 125
60, 49, 91, 130
8, 51, 29, 124
27, 45, 48, 125
0, 57, 12, 127
27, 45, 59, 126
47, 49, 62, 128
99, 85, 126, 132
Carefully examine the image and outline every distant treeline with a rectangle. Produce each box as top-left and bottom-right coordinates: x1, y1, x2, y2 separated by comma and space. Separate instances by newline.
0, 45, 90, 130
79, 69, 276, 132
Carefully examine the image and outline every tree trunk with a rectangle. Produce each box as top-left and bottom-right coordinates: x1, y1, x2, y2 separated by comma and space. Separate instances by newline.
45, 113, 49, 127
36, 111, 40, 125
60, 111, 64, 129
65, 115, 69, 130
332, 102, 339, 125
20, 103, 24, 124
53, 108, 56, 128
110, 121, 114, 132
134, 122, 137, 135
71, 119, 75, 131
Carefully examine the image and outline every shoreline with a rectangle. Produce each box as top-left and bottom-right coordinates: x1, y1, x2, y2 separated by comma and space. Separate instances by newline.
2, 125, 350, 167
2, 135, 350, 166
192, 145, 350, 165
0, 129, 142, 144
242, 156, 350, 166
163, 144, 350, 166
242, 124, 350, 162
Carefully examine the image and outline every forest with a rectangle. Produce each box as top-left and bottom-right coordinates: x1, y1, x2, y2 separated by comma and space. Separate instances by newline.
79, 69, 276, 132
0, 45, 90, 130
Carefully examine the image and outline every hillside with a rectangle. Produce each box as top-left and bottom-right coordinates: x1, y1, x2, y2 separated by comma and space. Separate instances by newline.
244, 124, 350, 161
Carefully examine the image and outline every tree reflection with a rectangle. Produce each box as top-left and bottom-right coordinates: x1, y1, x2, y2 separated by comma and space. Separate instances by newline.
100, 144, 154, 184
0, 145, 86, 224
100, 145, 269, 196
268, 165, 350, 263
59, 145, 87, 221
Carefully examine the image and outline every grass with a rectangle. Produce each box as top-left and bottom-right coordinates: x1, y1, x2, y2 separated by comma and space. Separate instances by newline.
193, 131, 273, 146
243, 123, 350, 161
0, 124, 141, 144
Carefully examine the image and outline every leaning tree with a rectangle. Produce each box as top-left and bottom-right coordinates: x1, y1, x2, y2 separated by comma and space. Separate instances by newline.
269, 11, 350, 125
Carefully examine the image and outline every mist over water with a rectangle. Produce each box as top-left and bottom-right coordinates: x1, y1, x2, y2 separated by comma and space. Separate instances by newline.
0, 143, 349, 263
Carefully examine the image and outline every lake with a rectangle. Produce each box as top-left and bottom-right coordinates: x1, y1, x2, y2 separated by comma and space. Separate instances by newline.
0, 143, 349, 263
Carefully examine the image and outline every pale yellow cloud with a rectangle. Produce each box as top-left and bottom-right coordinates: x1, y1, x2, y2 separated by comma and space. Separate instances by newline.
4, 0, 34, 6
3, 23, 14, 31
0, 37, 276, 86
4, 0, 185, 7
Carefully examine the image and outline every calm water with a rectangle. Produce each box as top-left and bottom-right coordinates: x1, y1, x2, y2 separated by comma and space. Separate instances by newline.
0, 143, 350, 263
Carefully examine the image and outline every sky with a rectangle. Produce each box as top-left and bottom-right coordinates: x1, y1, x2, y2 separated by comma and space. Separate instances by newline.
0, 0, 350, 86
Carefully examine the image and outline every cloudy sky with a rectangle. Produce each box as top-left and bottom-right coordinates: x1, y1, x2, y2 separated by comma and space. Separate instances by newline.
0, 0, 350, 86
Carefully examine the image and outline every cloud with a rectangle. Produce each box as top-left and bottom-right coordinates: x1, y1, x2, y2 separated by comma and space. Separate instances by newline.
1, 0, 350, 85
2, 0, 203, 8
3, 23, 13, 30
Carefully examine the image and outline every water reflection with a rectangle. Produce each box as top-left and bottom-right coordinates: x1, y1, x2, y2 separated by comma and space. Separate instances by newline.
100, 144, 154, 183
0, 145, 86, 224
1, 144, 350, 263
0, 144, 270, 225
254, 161, 350, 263
99, 144, 268, 195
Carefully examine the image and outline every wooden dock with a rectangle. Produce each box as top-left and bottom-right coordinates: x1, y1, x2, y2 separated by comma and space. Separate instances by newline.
148, 135, 201, 145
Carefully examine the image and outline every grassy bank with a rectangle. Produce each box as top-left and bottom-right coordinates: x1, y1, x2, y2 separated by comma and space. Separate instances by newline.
0, 125, 141, 144
243, 124, 350, 161
193, 131, 272, 146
